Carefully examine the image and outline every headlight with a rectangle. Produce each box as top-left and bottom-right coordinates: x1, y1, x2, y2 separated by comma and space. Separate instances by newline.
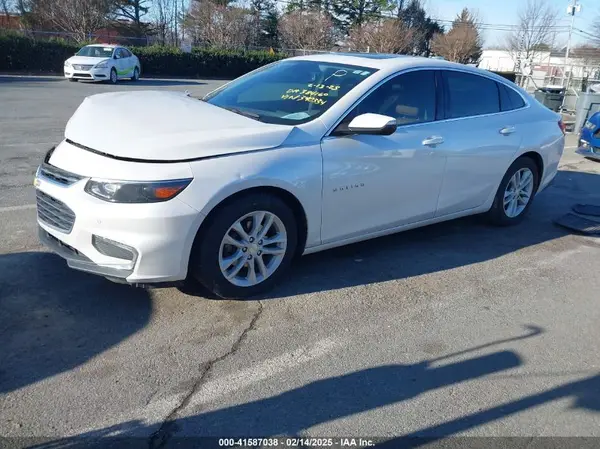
95, 61, 109, 69
64, 61, 72, 68
84, 178, 192, 203
584, 121, 596, 130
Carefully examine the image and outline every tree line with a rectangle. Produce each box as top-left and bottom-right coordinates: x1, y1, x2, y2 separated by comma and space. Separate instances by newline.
0, 0, 483, 63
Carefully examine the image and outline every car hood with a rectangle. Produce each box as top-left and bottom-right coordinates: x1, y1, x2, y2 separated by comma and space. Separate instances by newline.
64, 90, 294, 161
67, 56, 108, 66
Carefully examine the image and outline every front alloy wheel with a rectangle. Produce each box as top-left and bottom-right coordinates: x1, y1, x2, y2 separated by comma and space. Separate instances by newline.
219, 211, 287, 287
190, 193, 298, 299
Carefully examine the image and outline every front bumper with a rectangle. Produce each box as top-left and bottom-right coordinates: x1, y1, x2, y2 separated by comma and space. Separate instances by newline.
35, 166, 203, 285
64, 67, 111, 81
575, 147, 600, 161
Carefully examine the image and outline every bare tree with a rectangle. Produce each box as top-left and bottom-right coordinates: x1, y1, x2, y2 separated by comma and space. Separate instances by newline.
111, 0, 150, 38
348, 18, 415, 54
431, 8, 482, 63
150, 0, 177, 45
31, 0, 112, 41
593, 16, 600, 45
278, 9, 336, 51
504, 0, 558, 72
184, 0, 252, 49
1, 0, 13, 17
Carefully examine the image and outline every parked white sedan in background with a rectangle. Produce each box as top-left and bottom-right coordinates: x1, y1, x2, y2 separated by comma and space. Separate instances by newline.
64, 44, 141, 83
37, 53, 565, 299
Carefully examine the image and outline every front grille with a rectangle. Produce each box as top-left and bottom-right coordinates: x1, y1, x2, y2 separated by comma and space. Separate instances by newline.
39, 163, 83, 186
73, 64, 93, 70
74, 73, 93, 78
36, 190, 76, 233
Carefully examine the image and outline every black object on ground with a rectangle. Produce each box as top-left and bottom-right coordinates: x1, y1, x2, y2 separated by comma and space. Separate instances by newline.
573, 204, 600, 217
555, 213, 600, 235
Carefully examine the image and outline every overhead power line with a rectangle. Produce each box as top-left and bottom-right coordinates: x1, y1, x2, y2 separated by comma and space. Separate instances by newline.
272, 0, 573, 32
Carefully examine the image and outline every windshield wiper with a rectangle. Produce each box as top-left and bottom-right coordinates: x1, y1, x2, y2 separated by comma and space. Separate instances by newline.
222, 106, 262, 121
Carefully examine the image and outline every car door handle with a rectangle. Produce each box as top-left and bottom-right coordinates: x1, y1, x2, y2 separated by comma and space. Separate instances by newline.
500, 126, 516, 135
422, 136, 444, 146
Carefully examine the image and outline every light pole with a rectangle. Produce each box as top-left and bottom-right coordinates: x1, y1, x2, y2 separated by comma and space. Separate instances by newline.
562, 0, 581, 87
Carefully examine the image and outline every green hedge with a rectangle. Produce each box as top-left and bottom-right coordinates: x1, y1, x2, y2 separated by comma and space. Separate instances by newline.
0, 33, 283, 78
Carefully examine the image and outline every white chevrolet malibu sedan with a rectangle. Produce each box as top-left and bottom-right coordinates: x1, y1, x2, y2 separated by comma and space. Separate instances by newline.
36, 54, 565, 298
64, 44, 141, 83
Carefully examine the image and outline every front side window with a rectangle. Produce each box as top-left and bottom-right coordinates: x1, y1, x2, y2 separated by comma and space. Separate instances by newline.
76, 46, 114, 58
342, 70, 437, 127
444, 71, 500, 119
203, 60, 378, 125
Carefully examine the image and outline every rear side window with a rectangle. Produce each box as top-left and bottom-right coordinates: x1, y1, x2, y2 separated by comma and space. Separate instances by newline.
443, 71, 500, 119
499, 83, 526, 111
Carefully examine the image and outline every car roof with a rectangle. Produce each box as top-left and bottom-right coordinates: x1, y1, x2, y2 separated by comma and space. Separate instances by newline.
286, 52, 512, 84
85, 44, 118, 48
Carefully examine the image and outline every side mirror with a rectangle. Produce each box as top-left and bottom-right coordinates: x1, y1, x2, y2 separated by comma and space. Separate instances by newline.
113, 54, 118, 59
347, 113, 397, 136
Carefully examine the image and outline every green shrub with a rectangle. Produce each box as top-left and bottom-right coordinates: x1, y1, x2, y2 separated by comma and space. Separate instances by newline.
0, 33, 284, 78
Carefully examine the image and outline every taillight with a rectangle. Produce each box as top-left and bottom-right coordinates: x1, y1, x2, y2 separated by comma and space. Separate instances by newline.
558, 119, 566, 135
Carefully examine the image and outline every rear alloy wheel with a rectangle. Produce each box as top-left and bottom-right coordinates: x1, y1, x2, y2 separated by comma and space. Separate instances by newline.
131, 67, 139, 82
190, 194, 298, 299
487, 157, 539, 226
109, 68, 118, 84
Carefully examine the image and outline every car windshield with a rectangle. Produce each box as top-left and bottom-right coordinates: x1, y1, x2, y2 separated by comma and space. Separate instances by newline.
76, 46, 114, 58
203, 60, 377, 125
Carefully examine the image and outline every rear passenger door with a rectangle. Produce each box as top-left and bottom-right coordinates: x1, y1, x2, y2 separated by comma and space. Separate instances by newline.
434, 70, 523, 217
121, 48, 135, 76
114, 48, 129, 78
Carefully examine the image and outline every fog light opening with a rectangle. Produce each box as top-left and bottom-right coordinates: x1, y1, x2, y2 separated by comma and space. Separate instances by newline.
92, 235, 137, 262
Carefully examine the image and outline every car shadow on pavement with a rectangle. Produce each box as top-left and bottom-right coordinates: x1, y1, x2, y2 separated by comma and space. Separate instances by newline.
0, 76, 64, 83
261, 169, 600, 300
32, 325, 600, 447
0, 251, 152, 394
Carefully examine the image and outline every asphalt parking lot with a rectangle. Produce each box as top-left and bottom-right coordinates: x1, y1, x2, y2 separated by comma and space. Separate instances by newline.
1, 75, 600, 446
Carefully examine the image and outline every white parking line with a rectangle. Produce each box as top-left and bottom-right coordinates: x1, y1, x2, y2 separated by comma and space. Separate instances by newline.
142, 337, 342, 421
0, 204, 36, 212
3, 142, 56, 148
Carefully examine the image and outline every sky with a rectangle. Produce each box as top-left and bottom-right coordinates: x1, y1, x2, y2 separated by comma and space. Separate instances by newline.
428, 0, 598, 48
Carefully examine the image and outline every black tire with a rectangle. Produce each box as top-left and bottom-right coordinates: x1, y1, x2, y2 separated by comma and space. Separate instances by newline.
487, 156, 539, 226
131, 67, 139, 82
189, 193, 298, 299
109, 68, 118, 84
68, 78, 78, 82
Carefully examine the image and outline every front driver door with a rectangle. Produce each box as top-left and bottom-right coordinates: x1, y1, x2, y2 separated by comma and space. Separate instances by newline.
320, 70, 447, 244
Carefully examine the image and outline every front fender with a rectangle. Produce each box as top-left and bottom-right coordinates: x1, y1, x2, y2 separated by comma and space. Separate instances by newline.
177, 145, 323, 249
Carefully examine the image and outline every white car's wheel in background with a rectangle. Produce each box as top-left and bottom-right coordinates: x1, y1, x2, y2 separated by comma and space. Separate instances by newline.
487, 156, 539, 226
109, 68, 118, 84
190, 193, 298, 299
131, 67, 140, 82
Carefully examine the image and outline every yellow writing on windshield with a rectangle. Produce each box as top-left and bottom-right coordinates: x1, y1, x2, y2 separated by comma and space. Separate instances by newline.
281, 94, 327, 106
284, 88, 328, 97
308, 83, 340, 91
